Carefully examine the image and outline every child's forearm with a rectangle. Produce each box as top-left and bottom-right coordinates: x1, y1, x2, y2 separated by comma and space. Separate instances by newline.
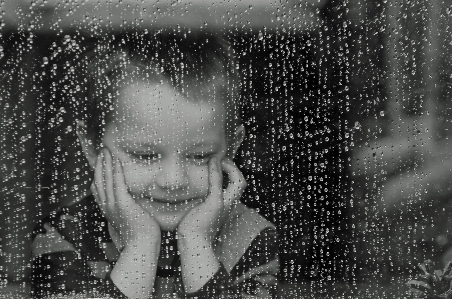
110, 238, 160, 299
178, 236, 220, 293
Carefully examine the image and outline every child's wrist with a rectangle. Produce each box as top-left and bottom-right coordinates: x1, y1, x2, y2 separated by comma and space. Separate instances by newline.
122, 234, 161, 251
177, 233, 215, 252
177, 225, 218, 240
110, 238, 160, 299
177, 237, 220, 293
176, 231, 215, 246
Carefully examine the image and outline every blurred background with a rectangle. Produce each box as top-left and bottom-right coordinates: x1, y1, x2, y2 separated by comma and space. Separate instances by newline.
0, 0, 451, 298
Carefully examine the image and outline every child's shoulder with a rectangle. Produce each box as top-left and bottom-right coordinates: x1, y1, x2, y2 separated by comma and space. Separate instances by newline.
217, 203, 278, 272
31, 196, 117, 297
227, 202, 276, 232
31, 195, 110, 261
32, 195, 106, 236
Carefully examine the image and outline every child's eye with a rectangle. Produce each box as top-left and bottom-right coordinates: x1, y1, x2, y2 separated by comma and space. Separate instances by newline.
187, 153, 212, 165
131, 153, 161, 164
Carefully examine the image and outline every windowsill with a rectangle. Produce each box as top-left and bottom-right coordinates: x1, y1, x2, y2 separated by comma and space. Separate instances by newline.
1, 0, 328, 33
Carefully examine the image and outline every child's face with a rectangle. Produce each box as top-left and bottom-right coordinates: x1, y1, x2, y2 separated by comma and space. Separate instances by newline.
101, 81, 229, 231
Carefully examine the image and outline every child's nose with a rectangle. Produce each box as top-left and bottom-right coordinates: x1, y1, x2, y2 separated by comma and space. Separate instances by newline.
156, 160, 189, 190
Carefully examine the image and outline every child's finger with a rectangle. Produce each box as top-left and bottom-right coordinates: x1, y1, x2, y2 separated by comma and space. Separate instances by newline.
208, 156, 223, 202
113, 157, 131, 207
90, 182, 101, 207
93, 150, 106, 208
104, 148, 115, 212
221, 158, 246, 209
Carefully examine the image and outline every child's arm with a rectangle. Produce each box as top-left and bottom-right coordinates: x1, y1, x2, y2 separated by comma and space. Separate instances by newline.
177, 157, 247, 293
30, 149, 161, 299
228, 227, 279, 298
91, 148, 161, 298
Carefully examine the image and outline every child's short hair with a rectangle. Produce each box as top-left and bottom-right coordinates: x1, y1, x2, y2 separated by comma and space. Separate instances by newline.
83, 29, 242, 149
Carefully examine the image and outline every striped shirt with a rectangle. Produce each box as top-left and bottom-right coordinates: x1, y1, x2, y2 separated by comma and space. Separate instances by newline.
31, 195, 279, 298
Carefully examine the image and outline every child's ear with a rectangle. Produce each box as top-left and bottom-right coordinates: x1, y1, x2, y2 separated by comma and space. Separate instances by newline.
228, 124, 245, 159
76, 120, 98, 170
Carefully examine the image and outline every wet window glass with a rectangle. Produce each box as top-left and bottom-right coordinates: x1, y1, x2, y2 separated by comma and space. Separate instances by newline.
0, 0, 450, 298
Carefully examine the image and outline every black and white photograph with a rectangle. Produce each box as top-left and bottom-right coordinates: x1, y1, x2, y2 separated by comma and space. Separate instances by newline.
0, 0, 451, 298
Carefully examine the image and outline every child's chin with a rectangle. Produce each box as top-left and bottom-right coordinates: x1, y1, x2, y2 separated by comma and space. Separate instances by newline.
155, 215, 183, 232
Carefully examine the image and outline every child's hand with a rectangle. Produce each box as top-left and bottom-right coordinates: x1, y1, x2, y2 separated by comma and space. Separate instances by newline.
91, 148, 161, 248
177, 157, 246, 243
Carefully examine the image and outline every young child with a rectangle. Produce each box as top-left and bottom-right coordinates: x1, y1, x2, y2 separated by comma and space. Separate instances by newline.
31, 30, 279, 299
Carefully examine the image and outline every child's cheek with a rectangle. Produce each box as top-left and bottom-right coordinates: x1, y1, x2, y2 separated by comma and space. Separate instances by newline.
121, 163, 146, 192
120, 164, 134, 190
188, 165, 210, 195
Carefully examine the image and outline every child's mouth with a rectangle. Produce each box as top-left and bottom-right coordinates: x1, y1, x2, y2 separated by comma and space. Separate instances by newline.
150, 197, 202, 207
136, 196, 204, 213
153, 198, 187, 205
